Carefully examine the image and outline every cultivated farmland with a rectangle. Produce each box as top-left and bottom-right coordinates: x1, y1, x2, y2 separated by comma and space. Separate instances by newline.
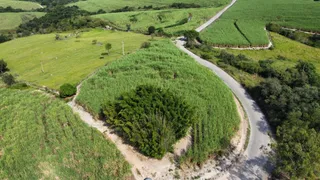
0, 29, 151, 89
0, 88, 131, 179
68, 0, 230, 12
76, 40, 240, 163
0, 0, 42, 10
0, 12, 45, 30
93, 8, 222, 35
201, 0, 320, 46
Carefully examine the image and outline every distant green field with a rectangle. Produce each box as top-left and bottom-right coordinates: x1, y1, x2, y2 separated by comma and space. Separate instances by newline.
227, 33, 320, 72
0, 12, 45, 30
201, 0, 320, 46
0, 29, 151, 89
69, 0, 230, 12
76, 40, 240, 164
0, 88, 131, 179
0, 0, 41, 10
93, 8, 222, 35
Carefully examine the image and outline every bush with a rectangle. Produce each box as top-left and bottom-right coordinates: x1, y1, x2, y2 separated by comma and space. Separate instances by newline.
140, 42, 151, 49
200, 53, 211, 60
0, 59, 9, 74
2, 73, 15, 86
148, 26, 156, 35
103, 85, 195, 159
59, 83, 76, 98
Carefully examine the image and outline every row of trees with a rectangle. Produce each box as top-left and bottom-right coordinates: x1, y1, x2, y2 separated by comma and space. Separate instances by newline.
216, 51, 320, 179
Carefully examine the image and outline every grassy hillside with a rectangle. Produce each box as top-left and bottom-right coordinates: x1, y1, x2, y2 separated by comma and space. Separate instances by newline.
0, 12, 45, 30
0, 29, 151, 89
227, 33, 320, 72
68, 0, 230, 12
0, 88, 131, 179
93, 7, 222, 35
76, 40, 240, 163
0, 0, 42, 10
201, 0, 320, 46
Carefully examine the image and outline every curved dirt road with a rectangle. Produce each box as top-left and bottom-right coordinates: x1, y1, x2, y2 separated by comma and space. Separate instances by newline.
175, 40, 272, 179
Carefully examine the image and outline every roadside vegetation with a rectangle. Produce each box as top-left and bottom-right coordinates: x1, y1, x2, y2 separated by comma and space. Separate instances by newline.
201, 0, 320, 46
76, 40, 240, 164
190, 33, 320, 179
0, 29, 150, 89
0, 88, 131, 179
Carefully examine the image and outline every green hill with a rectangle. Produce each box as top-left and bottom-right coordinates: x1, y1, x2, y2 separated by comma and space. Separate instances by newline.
0, 0, 42, 10
0, 12, 45, 30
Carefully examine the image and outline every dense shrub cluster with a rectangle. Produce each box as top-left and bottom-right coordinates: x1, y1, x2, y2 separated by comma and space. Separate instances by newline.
267, 23, 320, 48
170, 3, 201, 9
21, 0, 79, 6
103, 85, 195, 159
0, 6, 26, 12
17, 6, 107, 36
59, 83, 76, 98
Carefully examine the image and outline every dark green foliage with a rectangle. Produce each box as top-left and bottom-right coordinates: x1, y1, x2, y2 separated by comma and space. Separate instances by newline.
59, 83, 76, 98
17, 6, 107, 36
110, 6, 135, 13
105, 43, 112, 54
0, 34, 12, 43
184, 30, 199, 41
103, 85, 195, 159
140, 42, 151, 49
0, 6, 25, 12
170, 3, 201, 9
0, 59, 9, 74
21, 0, 79, 7
2, 73, 15, 86
148, 26, 156, 35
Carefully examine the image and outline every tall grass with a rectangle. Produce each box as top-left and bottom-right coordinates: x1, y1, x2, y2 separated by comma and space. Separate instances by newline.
76, 40, 240, 163
202, 0, 320, 46
0, 88, 131, 179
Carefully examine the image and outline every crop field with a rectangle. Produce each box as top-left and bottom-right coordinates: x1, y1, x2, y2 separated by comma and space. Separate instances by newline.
76, 40, 240, 163
227, 33, 320, 72
0, 12, 45, 30
68, 0, 230, 12
93, 8, 222, 35
0, 29, 151, 89
0, 88, 131, 179
201, 0, 320, 46
0, 0, 42, 10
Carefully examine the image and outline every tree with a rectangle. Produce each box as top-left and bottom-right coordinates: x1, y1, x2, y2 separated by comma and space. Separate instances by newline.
275, 121, 320, 179
0, 59, 9, 74
184, 30, 199, 41
2, 73, 15, 86
105, 43, 112, 55
148, 26, 156, 35
59, 83, 76, 98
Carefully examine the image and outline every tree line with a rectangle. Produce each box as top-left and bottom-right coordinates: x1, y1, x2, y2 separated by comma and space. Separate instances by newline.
217, 50, 320, 179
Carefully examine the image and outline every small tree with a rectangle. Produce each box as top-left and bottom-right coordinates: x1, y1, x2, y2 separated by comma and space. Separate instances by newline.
105, 43, 112, 55
59, 83, 76, 98
141, 42, 151, 49
0, 59, 9, 74
148, 26, 156, 35
184, 30, 199, 41
92, 39, 97, 45
2, 73, 15, 86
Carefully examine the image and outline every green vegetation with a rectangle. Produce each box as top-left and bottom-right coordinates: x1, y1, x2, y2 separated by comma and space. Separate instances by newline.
227, 33, 320, 72
104, 85, 195, 159
190, 35, 320, 179
0, 29, 151, 89
59, 83, 76, 98
68, 0, 229, 12
0, 12, 45, 30
93, 8, 222, 35
76, 40, 240, 164
201, 0, 320, 46
0, 88, 131, 179
0, 0, 41, 10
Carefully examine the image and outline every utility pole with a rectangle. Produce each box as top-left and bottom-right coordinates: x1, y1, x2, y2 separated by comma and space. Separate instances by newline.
122, 41, 125, 55
41, 61, 44, 73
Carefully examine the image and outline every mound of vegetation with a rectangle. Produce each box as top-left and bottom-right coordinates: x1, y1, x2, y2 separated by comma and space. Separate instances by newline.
0, 88, 131, 179
103, 85, 195, 158
77, 40, 240, 163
